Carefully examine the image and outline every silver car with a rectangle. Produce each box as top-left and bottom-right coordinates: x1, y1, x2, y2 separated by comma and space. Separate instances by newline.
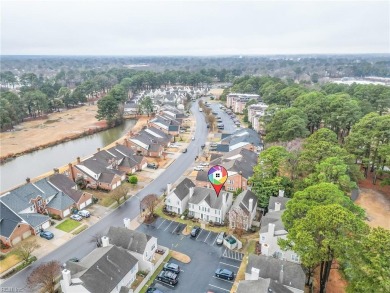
216, 232, 226, 245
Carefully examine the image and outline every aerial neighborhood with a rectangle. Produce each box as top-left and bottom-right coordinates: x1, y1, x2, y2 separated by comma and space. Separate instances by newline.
1, 59, 389, 293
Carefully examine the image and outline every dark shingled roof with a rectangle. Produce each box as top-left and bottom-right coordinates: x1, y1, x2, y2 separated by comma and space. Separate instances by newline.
246, 254, 305, 291
0, 202, 23, 238
107, 226, 152, 254
70, 245, 138, 293
46, 192, 74, 211
172, 178, 196, 200
49, 174, 85, 203
18, 213, 50, 228
215, 144, 230, 152
189, 187, 232, 210
195, 171, 208, 183
231, 190, 257, 214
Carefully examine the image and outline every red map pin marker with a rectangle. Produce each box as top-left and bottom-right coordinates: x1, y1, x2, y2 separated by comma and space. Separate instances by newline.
208, 165, 228, 197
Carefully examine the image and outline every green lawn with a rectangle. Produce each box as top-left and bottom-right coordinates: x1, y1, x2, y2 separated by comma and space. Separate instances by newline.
56, 219, 82, 232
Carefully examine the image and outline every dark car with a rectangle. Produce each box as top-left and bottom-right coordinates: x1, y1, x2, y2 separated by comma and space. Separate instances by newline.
68, 257, 80, 262
163, 262, 180, 274
215, 268, 235, 280
157, 271, 178, 285
146, 288, 164, 293
190, 226, 201, 237
147, 163, 158, 169
40, 231, 54, 240
182, 148, 187, 153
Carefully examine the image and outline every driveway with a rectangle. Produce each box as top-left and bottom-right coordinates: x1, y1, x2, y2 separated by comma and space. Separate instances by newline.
137, 218, 243, 293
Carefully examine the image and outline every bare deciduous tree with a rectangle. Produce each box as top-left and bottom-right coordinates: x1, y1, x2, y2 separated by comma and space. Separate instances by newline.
14, 239, 40, 263
141, 194, 159, 220
109, 185, 128, 205
90, 232, 103, 247
27, 260, 61, 293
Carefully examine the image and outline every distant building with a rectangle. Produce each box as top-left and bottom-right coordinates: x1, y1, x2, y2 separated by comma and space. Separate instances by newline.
226, 93, 260, 114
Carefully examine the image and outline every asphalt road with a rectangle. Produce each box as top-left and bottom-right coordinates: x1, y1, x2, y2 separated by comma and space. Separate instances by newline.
1, 102, 208, 291
137, 218, 243, 293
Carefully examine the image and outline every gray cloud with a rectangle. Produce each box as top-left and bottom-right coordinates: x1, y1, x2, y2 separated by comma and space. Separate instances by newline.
1, 0, 389, 55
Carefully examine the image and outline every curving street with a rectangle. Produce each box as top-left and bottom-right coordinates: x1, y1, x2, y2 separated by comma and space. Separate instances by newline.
1, 101, 208, 291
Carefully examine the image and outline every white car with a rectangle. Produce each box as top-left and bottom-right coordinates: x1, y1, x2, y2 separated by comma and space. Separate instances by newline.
78, 210, 91, 218
194, 166, 204, 171
200, 162, 209, 167
191, 136, 195, 140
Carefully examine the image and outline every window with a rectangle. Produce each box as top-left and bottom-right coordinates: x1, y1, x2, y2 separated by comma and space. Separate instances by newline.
151, 244, 156, 251
274, 251, 283, 259
260, 235, 266, 242
291, 254, 300, 262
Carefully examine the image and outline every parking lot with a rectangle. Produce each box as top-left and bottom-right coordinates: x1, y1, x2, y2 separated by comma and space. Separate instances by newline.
209, 103, 238, 133
137, 217, 244, 293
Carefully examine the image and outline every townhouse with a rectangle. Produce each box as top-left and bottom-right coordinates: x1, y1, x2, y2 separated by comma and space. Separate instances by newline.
226, 93, 260, 114
228, 190, 258, 231
259, 193, 301, 264
214, 128, 263, 153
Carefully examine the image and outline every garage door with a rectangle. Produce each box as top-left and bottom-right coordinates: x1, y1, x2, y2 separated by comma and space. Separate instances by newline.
86, 199, 92, 206
142, 163, 147, 170
22, 231, 31, 239
80, 202, 86, 209
63, 209, 70, 217
42, 221, 50, 229
12, 237, 21, 245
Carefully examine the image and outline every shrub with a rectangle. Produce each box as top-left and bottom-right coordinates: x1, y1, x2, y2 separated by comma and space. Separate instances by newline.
92, 197, 99, 204
0, 240, 10, 250
0, 254, 6, 260
182, 209, 189, 217
128, 175, 138, 185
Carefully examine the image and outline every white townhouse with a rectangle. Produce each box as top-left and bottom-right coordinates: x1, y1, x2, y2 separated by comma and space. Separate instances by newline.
165, 178, 196, 215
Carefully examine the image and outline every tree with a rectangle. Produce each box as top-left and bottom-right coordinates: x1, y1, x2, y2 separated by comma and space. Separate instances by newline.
141, 194, 159, 220
282, 183, 364, 230
345, 227, 390, 293
27, 260, 61, 293
305, 157, 358, 193
280, 204, 368, 293
140, 96, 154, 116
14, 239, 40, 263
128, 175, 138, 185
109, 185, 128, 205
96, 94, 120, 126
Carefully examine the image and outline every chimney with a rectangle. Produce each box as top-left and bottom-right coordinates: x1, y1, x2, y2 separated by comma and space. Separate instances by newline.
97, 148, 101, 152
251, 267, 260, 280
279, 265, 284, 284
189, 187, 194, 198
62, 269, 71, 286
123, 218, 131, 229
77, 157, 81, 164
167, 183, 172, 195
68, 163, 75, 181
101, 236, 109, 247
261, 243, 269, 256
275, 202, 281, 212
268, 223, 275, 236
278, 190, 285, 197
249, 198, 253, 213
26, 177, 30, 183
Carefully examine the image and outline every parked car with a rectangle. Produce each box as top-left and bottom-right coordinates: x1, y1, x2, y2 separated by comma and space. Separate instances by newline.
215, 268, 235, 280
147, 163, 159, 169
201, 144, 205, 149
210, 143, 218, 147
192, 136, 195, 140
40, 231, 54, 240
78, 210, 91, 218
193, 166, 204, 171
146, 288, 164, 293
212, 111, 218, 115
200, 162, 209, 167
157, 271, 178, 285
68, 257, 80, 262
182, 148, 187, 153
163, 262, 180, 274
216, 232, 226, 245
191, 226, 201, 237
179, 130, 186, 133
70, 214, 83, 221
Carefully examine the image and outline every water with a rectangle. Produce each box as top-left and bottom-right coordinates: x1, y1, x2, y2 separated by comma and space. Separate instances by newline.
0, 119, 136, 192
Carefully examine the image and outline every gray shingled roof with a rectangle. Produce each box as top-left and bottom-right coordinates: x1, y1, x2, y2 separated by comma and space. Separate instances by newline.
220, 128, 262, 147
246, 254, 305, 291
260, 210, 286, 234
46, 192, 74, 211
18, 213, 50, 228
70, 245, 138, 293
215, 144, 230, 152
107, 226, 152, 254
49, 174, 84, 203
236, 279, 293, 293
0, 202, 24, 238
231, 190, 257, 214
268, 196, 290, 211
195, 171, 208, 184
172, 178, 196, 200
189, 187, 232, 210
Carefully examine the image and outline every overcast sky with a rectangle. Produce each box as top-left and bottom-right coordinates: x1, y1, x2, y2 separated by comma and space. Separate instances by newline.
1, 0, 389, 55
